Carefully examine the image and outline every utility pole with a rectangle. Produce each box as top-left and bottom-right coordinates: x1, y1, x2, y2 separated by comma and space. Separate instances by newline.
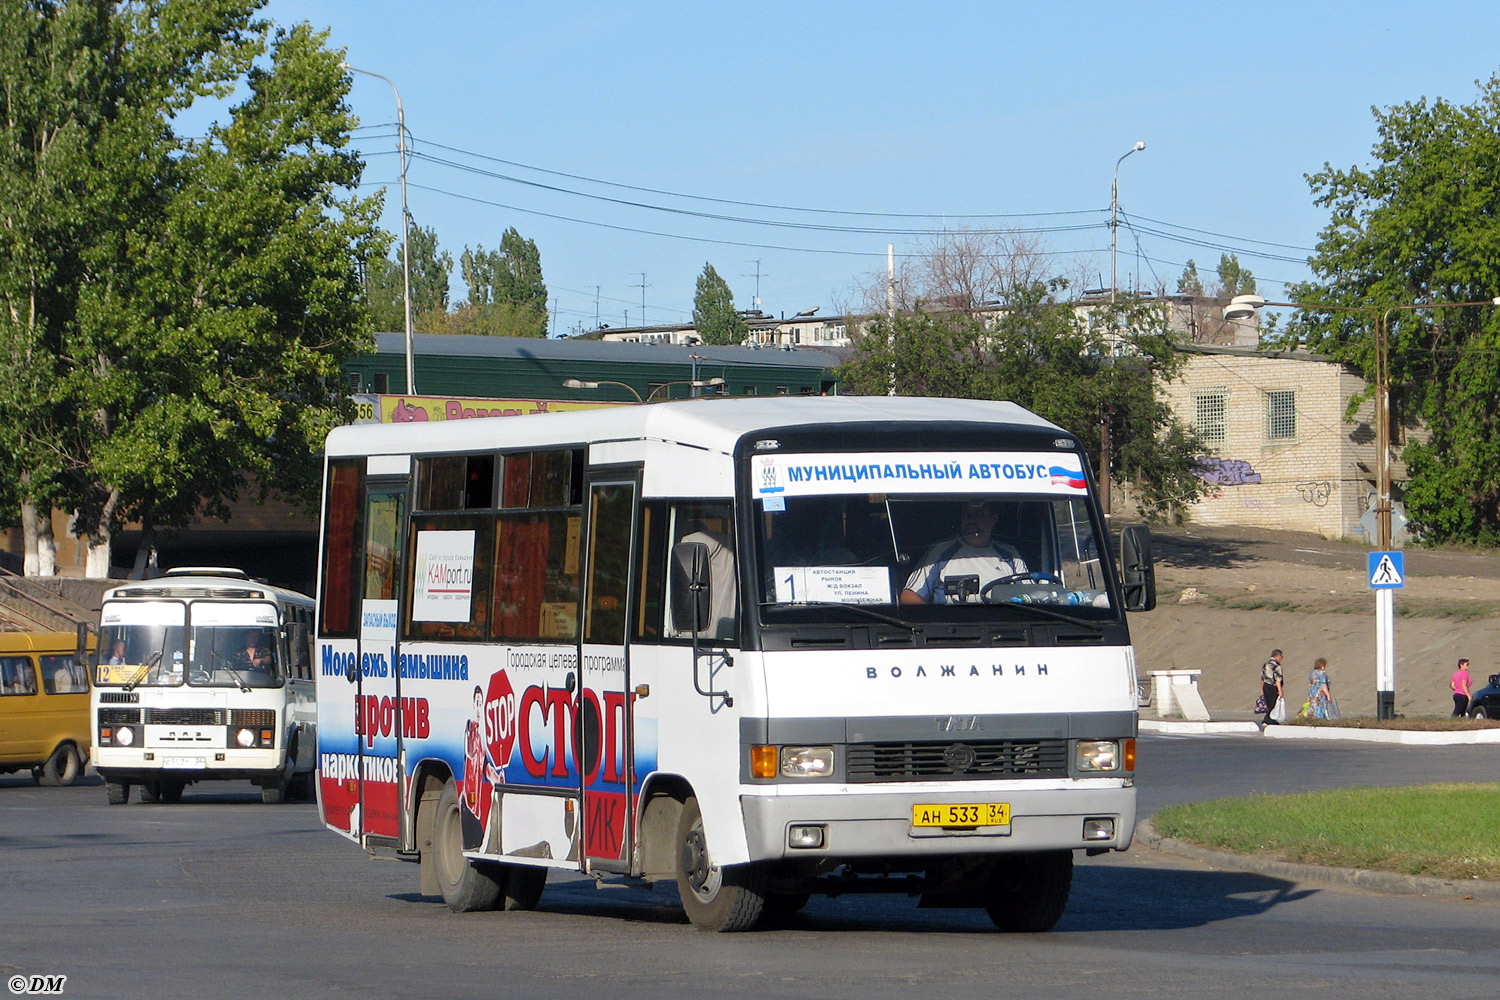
631, 272, 650, 330
743, 259, 764, 311
593, 286, 601, 331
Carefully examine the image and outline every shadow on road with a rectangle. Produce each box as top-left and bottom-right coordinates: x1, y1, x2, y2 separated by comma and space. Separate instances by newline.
384, 863, 1317, 935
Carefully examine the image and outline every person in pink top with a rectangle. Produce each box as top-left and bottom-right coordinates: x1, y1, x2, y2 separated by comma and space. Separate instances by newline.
1451, 658, 1473, 717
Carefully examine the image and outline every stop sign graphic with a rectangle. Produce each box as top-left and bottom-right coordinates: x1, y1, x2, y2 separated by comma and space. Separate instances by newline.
483, 669, 518, 768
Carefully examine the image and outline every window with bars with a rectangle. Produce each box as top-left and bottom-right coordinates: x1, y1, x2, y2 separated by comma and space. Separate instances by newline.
1266, 389, 1296, 440
1194, 391, 1228, 447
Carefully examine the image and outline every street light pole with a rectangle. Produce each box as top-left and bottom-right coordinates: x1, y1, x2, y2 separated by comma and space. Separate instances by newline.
1225, 294, 1499, 718
1110, 141, 1146, 304
344, 63, 415, 395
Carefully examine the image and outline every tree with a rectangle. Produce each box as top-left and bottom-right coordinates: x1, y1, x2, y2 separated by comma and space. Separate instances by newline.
1286, 72, 1500, 543
692, 263, 747, 346
1176, 260, 1205, 297
0, 2, 384, 575
1213, 253, 1255, 299
836, 283, 1209, 518
445, 227, 548, 337
363, 222, 451, 332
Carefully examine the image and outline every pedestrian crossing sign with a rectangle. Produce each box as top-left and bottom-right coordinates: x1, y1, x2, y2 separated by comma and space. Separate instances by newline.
1368, 551, 1404, 589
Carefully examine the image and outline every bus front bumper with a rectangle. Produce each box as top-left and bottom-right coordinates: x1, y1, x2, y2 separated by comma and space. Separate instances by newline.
740, 781, 1135, 861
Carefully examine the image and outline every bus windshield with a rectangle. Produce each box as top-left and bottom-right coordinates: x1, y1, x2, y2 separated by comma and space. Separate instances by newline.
96, 602, 282, 688
752, 452, 1112, 614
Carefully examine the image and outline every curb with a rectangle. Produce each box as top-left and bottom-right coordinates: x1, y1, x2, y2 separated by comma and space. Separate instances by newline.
1135, 818, 1500, 901
1140, 719, 1500, 744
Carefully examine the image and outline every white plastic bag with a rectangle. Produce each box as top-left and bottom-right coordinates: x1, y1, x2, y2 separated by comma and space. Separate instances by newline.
1270, 697, 1288, 724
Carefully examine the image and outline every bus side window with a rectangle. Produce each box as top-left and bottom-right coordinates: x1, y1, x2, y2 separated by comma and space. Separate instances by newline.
633, 502, 669, 643
0, 657, 38, 697
665, 502, 737, 644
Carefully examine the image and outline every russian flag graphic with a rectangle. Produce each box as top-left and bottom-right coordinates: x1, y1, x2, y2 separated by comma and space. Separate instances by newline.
1049, 465, 1087, 490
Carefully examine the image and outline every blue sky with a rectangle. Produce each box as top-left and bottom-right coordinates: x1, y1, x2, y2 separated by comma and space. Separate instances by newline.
252, 1, 1500, 334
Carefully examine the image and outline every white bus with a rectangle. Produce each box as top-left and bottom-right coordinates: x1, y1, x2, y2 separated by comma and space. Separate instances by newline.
314, 396, 1156, 932
92, 568, 318, 804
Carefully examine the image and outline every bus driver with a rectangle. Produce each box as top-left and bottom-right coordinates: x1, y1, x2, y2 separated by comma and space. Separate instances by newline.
899, 499, 1028, 604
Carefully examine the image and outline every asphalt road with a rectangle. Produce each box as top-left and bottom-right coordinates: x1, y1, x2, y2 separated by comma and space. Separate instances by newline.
2, 736, 1498, 1000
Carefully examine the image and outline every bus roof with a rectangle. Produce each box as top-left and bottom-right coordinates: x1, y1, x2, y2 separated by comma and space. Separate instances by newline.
324, 395, 1066, 458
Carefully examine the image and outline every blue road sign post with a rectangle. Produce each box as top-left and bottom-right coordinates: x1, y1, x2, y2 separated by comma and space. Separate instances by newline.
1368, 551, 1403, 720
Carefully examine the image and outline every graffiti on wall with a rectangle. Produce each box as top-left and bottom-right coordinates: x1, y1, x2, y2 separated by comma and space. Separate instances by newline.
1294, 481, 1334, 507
1196, 457, 1262, 486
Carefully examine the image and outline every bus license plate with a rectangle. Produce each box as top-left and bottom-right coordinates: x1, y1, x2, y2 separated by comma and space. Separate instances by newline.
912, 803, 1010, 827
163, 757, 205, 770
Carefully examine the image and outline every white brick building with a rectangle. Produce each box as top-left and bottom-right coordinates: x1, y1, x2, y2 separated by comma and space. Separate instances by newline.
1160, 345, 1391, 540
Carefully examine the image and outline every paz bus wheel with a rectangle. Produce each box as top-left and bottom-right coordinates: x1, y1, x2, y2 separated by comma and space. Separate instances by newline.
105, 780, 131, 805
674, 797, 766, 932
158, 779, 185, 804
432, 781, 503, 912
982, 851, 1073, 932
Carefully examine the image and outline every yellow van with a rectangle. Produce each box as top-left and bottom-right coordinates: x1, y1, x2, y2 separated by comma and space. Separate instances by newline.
0, 631, 94, 785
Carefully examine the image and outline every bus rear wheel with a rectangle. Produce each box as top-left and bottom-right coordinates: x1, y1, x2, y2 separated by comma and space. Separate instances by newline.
432, 780, 504, 912
105, 780, 131, 805
159, 779, 185, 804
38, 744, 81, 786
675, 797, 766, 932
982, 851, 1073, 932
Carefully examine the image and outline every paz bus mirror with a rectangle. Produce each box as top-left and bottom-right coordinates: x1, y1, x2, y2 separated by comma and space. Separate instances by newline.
1120, 525, 1156, 612
285, 622, 310, 676
669, 541, 712, 635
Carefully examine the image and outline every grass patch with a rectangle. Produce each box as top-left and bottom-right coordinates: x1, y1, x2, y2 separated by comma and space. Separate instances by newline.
1286, 715, 1500, 732
1152, 784, 1500, 880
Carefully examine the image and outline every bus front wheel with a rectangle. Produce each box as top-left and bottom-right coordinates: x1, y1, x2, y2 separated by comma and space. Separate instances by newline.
674, 797, 766, 932
432, 780, 504, 912
105, 780, 131, 805
982, 851, 1073, 932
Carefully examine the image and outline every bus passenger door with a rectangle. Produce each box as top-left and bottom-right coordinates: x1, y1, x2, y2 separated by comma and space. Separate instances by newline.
577, 474, 638, 872
355, 483, 407, 848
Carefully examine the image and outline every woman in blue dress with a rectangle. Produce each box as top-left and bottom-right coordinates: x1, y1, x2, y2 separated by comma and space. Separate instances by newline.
1307, 657, 1336, 719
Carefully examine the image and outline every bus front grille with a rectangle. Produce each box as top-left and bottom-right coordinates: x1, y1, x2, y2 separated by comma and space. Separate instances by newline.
845, 739, 1069, 782
145, 708, 225, 726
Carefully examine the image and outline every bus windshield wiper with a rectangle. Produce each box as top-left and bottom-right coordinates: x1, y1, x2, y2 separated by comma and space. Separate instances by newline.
122, 650, 163, 692
211, 650, 253, 693
762, 600, 917, 631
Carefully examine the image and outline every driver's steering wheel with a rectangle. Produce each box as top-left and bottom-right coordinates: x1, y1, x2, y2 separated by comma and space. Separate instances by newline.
980, 572, 1062, 603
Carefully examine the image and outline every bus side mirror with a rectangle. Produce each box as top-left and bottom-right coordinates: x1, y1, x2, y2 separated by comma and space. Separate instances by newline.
1120, 525, 1156, 612
669, 541, 712, 635
286, 622, 310, 676
76, 621, 91, 666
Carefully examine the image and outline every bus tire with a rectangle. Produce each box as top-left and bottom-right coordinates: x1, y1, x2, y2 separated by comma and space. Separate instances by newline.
159, 779, 185, 804
433, 781, 503, 912
106, 780, 131, 805
261, 781, 286, 804
139, 781, 161, 804
982, 851, 1073, 933
501, 864, 547, 911
38, 744, 81, 787
674, 796, 766, 932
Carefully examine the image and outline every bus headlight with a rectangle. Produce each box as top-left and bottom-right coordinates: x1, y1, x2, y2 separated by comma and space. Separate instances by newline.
235, 728, 258, 748
1076, 740, 1121, 772
780, 746, 834, 778
114, 726, 135, 747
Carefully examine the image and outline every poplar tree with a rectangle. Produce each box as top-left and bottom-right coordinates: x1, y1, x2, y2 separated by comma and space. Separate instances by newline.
0, 1, 385, 574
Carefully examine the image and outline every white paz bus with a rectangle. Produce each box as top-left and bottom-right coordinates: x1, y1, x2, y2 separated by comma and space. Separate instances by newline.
314, 396, 1156, 932
91, 568, 318, 804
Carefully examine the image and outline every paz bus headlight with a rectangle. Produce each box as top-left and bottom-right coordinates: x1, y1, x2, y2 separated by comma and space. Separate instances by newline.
779, 746, 834, 778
